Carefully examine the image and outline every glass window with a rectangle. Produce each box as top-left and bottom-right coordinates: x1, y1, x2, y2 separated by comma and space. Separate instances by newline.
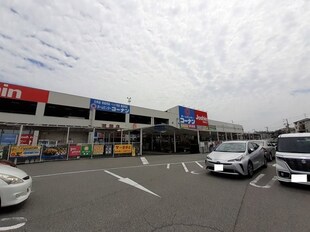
252, 143, 259, 150
215, 143, 246, 152
44, 103, 89, 119
0, 98, 37, 115
278, 137, 310, 153
248, 143, 254, 152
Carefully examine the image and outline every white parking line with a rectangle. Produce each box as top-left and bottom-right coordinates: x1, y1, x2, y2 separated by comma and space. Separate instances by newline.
190, 171, 201, 175
140, 157, 149, 165
264, 176, 278, 188
182, 162, 189, 173
0, 217, 27, 231
250, 174, 265, 185
33, 160, 205, 178
250, 174, 278, 189
33, 169, 106, 178
167, 164, 170, 169
195, 161, 204, 168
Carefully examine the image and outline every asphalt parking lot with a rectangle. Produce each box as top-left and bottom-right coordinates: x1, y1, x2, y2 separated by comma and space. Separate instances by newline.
1, 154, 310, 232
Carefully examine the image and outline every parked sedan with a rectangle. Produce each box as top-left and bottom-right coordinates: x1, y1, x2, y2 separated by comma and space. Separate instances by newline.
205, 141, 267, 177
0, 164, 32, 207
251, 140, 276, 161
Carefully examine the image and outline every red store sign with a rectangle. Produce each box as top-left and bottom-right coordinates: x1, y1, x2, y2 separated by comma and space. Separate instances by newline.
0, 82, 49, 103
195, 110, 208, 127
69, 145, 81, 158
20, 134, 34, 145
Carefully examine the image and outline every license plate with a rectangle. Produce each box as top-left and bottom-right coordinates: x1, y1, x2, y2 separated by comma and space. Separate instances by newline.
291, 174, 307, 183
214, 164, 224, 172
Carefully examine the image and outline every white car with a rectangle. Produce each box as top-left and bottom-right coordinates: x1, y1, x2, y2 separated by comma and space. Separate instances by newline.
0, 164, 32, 207
276, 133, 310, 185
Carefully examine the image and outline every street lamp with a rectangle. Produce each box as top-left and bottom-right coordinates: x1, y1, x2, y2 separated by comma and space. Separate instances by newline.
127, 97, 131, 105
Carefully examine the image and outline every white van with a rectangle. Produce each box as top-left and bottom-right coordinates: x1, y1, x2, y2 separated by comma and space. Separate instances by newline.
276, 133, 310, 185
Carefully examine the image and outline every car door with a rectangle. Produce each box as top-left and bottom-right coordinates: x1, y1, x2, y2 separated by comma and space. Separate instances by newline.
248, 142, 262, 170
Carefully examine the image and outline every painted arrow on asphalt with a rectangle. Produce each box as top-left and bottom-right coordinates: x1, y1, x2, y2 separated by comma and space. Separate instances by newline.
104, 170, 160, 198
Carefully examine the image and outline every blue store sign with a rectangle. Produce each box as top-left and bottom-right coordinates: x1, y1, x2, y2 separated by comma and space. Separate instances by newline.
179, 106, 196, 129
0, 134, 17, 145
90, 99, 130, 114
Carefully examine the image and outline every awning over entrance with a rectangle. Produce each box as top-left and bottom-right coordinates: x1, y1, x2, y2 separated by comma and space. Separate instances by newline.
128, 124, 198, 136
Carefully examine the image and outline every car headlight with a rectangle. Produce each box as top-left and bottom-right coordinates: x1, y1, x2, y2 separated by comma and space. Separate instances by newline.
0, 173, 24, 185
228, 155, 244, 162
206, 155, 212, 160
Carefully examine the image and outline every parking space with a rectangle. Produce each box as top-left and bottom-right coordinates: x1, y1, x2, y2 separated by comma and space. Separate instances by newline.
1, 155, 309, 232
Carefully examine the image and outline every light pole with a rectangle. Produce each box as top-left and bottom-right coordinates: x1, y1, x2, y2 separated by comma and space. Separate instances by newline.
126, 97, 131, 144
127, 97, 131, 105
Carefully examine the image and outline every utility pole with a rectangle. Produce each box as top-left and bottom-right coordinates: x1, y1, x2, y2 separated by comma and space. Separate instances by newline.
283, 119, 289, 133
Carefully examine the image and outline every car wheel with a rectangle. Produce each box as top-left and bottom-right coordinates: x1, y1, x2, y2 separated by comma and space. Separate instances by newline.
247, 162, 254, 178
263, 156, 268, 168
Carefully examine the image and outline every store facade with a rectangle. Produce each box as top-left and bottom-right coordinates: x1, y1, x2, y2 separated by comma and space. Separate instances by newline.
0, 82, 244, 160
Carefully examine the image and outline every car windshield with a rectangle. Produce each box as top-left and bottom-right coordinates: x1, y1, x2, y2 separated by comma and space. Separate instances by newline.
278, 137, 310, 153
215, 143, 246, 152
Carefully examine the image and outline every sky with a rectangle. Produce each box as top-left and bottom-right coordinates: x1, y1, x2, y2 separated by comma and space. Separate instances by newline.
0, 0, 309, 132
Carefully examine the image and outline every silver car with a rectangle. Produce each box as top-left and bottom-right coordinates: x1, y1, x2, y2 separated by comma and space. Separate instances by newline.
251, 139, 276, 161
205, 141, 268, 177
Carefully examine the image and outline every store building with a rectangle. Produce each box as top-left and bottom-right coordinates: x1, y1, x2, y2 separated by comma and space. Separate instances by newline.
0, 82, 244, 154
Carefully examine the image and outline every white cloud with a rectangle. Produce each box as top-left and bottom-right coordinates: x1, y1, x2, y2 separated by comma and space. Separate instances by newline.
0, 0, 309, 131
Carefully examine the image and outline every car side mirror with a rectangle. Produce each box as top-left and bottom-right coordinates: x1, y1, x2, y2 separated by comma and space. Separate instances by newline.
248, 148, 254, 154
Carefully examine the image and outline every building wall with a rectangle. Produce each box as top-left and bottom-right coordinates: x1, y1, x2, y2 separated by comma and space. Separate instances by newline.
0, 87, 243, 134
208, 119, 243, 133
294, 119, 310, 132
48, 92, 89, 108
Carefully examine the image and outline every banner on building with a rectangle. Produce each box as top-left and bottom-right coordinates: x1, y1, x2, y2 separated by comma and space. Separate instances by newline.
90, 99, 130, 114
80, 144, 92, 156
0, 82, 49, 103
20, 134, 34, 145
68, 145, 81, 158
41, 145, 67, 160
105, 144, 113, 155
9, 146, 41, 157
0, 134, 17, 145
178, 106, 209, 130
114, 144, 132, 154
93, 145, 104, 155
179, 106, 196, 129
195, 110, 208, 130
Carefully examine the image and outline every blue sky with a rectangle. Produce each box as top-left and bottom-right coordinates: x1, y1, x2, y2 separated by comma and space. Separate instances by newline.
0, 0, 309, 132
